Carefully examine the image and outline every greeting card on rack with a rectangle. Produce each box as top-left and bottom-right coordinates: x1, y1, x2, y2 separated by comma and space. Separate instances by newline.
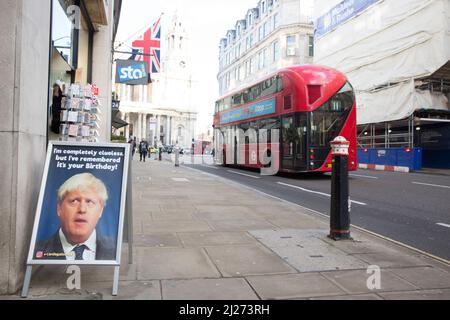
60, 110, 68, 122
84, 99, 92, 111
67, 111, 78, 122
81, 125, 90, 137
68, 124, 79, 137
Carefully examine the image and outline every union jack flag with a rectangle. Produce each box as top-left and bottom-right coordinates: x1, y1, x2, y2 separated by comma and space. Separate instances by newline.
132, 16, 161, 73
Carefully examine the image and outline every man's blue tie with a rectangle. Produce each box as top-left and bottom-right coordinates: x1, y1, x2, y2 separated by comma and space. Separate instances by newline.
73, 245, 87, 260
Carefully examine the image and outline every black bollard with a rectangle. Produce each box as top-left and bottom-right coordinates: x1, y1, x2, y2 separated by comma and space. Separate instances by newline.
159, 147, 162, 161
175, 147, 180, 167
329, 136, 352, 240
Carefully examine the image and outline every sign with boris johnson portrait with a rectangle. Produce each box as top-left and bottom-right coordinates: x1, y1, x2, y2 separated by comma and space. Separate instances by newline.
26, 141, 130, 265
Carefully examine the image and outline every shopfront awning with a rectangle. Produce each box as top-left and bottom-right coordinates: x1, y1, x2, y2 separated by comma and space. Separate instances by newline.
112, 109, 128, 129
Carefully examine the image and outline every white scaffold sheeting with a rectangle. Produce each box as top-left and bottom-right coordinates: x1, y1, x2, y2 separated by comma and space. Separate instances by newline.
357, 80, 449, 124
314, 0, 450, 124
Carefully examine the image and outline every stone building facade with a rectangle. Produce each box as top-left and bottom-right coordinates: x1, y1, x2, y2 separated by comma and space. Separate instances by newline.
115, 14, 197, 148
217, 0, 314, 97
0, 0, 121, 294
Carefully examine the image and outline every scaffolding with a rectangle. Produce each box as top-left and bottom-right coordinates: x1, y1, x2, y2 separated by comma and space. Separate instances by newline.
357, 115, 416, 149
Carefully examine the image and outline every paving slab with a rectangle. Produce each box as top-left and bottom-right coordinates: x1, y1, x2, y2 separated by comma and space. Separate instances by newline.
208, 219, 276, 231
30, 288, 102, 300
160, 203, 197, 211
136, 247, 221, 280
244, 205, 300, 216
83, 280, 161, 300
194, 207, 265, 221
246, 273, 346, 299
177, 231, 257, 247
320, 269, 418, 294
266, 217, 326, 229
378, 289, 450, 300
151, 211, 195, 220
310, 293, 383, 300
388, 266, 450, 290
353, 251, 433, 268
196, 205, 256, 215
142, 220, 212, 233
250, 229, 368, 272
322, 236, 395, 255
133, 233, 182, 247
273, 246, 368, 272
161, 278, 259, 300
80, 263, 137, 282
250, 229, 326, 247
205, 244, 297, 277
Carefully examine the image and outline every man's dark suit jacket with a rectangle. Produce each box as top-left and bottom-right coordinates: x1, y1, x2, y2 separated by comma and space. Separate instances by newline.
34, 231, 116, 260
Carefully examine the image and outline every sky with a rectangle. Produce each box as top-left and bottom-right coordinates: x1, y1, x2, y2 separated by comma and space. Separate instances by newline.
115, 0, 258, 135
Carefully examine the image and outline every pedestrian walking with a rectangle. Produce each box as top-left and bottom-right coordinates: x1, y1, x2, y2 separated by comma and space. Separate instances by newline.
139, 140, 149, 162
128, 136, 136, 158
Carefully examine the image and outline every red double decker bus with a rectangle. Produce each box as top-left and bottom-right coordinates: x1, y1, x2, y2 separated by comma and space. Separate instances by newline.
213, 65, 357, 173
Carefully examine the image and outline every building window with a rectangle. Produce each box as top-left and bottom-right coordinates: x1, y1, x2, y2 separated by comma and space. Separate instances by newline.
259, 26, 263, 41
287, 35, 296, 45
272, 41, 279, 62
273, 13, 279, 29
250, 56, 256, 74
263, 48, 268, 68
52, 0, 73, 66
261, 1, 266, 14
237, 25, 241, 35
263, 21, 269, 38
248, 13, 253, 26
308, 36, 314, 57
258, 51, 264, 70
286, 35, 296, 56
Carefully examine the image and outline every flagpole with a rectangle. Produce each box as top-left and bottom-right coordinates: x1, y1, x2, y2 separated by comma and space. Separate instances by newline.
114, 12, 164, 51
113, 51, 153, 57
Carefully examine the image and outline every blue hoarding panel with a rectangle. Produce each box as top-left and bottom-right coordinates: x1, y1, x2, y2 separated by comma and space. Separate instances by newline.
358, 148, 422, 170
357, 149, 369, 163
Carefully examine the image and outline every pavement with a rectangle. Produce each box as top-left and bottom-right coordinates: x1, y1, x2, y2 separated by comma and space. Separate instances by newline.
417, 167, 450, 176
2, 156, 450, 300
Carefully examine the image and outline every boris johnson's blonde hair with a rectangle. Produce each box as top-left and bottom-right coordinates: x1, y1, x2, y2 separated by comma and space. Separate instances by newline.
57, 173, 108, 205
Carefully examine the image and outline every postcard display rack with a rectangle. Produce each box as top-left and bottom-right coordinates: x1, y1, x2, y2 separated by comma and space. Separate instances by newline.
59, 84, 101, 142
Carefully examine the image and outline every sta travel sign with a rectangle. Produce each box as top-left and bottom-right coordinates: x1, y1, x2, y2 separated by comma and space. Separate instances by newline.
115, 59, 149, 85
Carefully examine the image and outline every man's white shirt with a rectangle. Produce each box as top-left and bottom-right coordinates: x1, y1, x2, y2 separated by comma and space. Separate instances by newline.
59, 228, 97, 260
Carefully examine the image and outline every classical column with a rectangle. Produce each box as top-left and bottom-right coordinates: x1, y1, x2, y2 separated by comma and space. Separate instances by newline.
156, 115, 160, 144
138, 113, 142, 141
127, 85, 131, 101
166, 116, 171, 145
142, 114, 147, 141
